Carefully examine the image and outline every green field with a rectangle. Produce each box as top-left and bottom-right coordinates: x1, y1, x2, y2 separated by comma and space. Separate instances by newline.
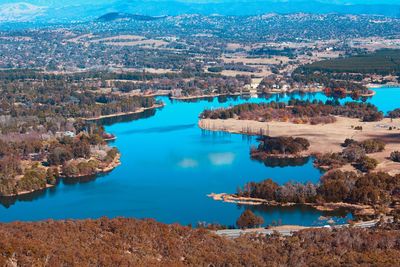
301, 49, 400, 75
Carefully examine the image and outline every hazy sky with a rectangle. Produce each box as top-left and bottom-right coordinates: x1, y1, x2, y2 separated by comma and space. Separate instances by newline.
1, 0, 400, 6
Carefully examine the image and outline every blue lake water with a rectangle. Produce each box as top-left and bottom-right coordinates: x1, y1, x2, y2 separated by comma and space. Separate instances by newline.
0, 87, 398, 226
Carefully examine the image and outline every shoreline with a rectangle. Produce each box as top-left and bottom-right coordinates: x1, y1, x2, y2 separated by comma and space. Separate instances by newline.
250, 150, 311, 160
170, 92, 242, 100
208, 193, 376, 215
83, 104, 164, 121
1, 184, 56, 198
59, 153, 121, 179
2, 154, 121, 198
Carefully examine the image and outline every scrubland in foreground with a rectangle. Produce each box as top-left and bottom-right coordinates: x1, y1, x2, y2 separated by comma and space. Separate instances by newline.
1, 218, 400, 266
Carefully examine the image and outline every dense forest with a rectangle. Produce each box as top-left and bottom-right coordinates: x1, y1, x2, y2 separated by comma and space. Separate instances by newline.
0, 79, 156, 123
298, 49, 400, 75
0, 217, 399, 266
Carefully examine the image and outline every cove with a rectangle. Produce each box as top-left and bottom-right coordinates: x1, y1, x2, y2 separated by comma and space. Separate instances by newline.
0, 87, 398, 226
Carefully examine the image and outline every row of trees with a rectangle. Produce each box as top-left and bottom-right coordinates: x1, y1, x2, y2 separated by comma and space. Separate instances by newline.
113, 75, 251, 96
237, 170, 400, 206
201, 100, 383, 123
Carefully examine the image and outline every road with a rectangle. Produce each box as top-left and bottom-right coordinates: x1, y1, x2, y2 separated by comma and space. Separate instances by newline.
215, 219, 379, 238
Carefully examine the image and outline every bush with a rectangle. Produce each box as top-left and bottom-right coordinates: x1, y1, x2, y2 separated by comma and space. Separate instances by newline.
342, 146, 366, 162
360, 139, 386, 153
342, 138, 357, 147
355, 156, 378, 172
390, 151, 400, 162
314, 153, 347, 170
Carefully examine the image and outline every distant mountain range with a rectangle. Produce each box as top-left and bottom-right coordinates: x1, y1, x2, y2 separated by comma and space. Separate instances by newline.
0, 2, 47, 22
1, 1, 400, 24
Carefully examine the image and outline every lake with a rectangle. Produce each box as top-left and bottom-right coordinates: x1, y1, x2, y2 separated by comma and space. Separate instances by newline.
0, 87, 398, 226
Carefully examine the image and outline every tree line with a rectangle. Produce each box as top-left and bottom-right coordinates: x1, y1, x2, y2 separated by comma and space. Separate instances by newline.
201, 100, 384, 123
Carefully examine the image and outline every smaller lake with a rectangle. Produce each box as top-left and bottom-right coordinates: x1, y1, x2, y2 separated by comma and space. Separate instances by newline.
0, 87, 398, 227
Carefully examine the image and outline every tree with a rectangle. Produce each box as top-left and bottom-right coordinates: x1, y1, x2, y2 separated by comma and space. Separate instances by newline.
47, 146, 73, 166
72, 139, 91, 158
236, 210, 264, 229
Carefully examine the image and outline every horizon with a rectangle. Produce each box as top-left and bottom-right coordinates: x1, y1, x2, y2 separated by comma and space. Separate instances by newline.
1, 0, 400, 24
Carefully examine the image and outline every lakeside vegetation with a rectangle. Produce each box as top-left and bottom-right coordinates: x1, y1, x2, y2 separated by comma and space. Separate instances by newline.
200, 100, 384, 123
250, 136, 310, 160
0, 127, 120, 196
236, 170, 400, 217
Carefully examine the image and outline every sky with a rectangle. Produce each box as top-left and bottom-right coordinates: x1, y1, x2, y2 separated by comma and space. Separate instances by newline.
0, 0, 399, 23
1, 0, 400, 6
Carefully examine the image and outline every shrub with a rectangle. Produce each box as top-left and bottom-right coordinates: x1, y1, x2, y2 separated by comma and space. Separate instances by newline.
360, 139, 385, 153
355, 156, 378, 172
342, 146, 366, 162
314, 153, 347, 170
390, 151, 400, 162
342, 138, 357, 147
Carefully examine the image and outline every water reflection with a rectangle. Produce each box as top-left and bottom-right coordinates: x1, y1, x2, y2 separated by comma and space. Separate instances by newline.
0, 188, 50, 208
208, 152, 236, 166
87, 108, 158, 126
253, 156, 315, 168
0, 173, 109, 208
243, 204, 352, 226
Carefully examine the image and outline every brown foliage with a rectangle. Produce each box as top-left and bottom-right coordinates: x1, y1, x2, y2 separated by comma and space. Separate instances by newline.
0, 218, 399, 266
236, 210, 264, 229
